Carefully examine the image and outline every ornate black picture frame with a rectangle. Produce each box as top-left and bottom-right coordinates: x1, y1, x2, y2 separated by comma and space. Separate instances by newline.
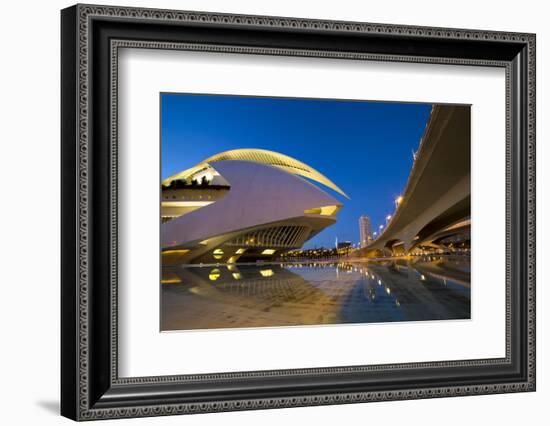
61, 4, 536, 421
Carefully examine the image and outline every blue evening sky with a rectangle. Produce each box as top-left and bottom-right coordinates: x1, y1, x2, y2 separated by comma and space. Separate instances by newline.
161, 93, 432, 249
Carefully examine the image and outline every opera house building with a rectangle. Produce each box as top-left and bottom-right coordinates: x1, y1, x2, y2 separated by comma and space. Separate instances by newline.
161, 149, 347, 265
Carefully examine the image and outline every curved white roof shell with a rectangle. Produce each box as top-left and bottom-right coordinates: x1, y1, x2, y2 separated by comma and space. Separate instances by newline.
162, 148, 349, 199
161, 160, 342, 250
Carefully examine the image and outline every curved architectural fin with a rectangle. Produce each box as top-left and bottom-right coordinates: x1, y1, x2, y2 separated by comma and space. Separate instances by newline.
163, 148, 349, 199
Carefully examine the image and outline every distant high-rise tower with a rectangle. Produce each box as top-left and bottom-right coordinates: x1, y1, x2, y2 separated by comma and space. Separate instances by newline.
359, 215, 372, 248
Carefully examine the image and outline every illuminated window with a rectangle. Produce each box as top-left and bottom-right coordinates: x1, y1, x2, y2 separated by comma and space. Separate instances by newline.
213, 248, 224, 260
208, 269, 221, 281
260, 269, 274, 277
235, 248, 246, 254
261, 249, 276, 255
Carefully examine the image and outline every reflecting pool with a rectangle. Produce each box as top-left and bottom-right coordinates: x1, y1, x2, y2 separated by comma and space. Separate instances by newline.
161, 258, 470, 331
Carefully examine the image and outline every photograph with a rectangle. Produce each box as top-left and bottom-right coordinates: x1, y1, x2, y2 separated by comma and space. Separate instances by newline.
160, 94, 471, 331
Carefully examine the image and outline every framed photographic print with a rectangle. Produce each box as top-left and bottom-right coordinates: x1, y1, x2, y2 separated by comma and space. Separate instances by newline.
61, 4, 536, 421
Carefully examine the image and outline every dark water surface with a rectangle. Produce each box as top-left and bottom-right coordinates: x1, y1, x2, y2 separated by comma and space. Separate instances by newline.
161, 258, 470, 331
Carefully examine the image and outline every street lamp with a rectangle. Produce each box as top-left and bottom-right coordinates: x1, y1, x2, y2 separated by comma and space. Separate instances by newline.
395, 195, 403, 207
386, 214, 392, 223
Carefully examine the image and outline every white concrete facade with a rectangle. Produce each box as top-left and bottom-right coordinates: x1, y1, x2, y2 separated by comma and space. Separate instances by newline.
161, 159, 344, 263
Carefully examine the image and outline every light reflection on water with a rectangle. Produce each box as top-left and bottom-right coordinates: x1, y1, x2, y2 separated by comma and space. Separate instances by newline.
161, 258, 470, 331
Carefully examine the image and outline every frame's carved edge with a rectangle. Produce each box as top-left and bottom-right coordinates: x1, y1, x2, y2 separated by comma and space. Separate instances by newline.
81, 381, 532, 420
110, 41, 120, 384
76, 3, 91, 420
76, 3, 535, 41
70, 3, 536, 420
526, 31, 536, 390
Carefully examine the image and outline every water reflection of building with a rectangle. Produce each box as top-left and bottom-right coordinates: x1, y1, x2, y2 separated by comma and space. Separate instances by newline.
336, 259, 470, 322
161, 149, 348, 265
161, 264, 336, 330
161, 259, 470, 331
359, 215, 372, 248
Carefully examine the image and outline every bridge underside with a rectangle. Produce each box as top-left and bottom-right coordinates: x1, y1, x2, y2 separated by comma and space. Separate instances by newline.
362, 104, 471, 257
379, 217, 471, 256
